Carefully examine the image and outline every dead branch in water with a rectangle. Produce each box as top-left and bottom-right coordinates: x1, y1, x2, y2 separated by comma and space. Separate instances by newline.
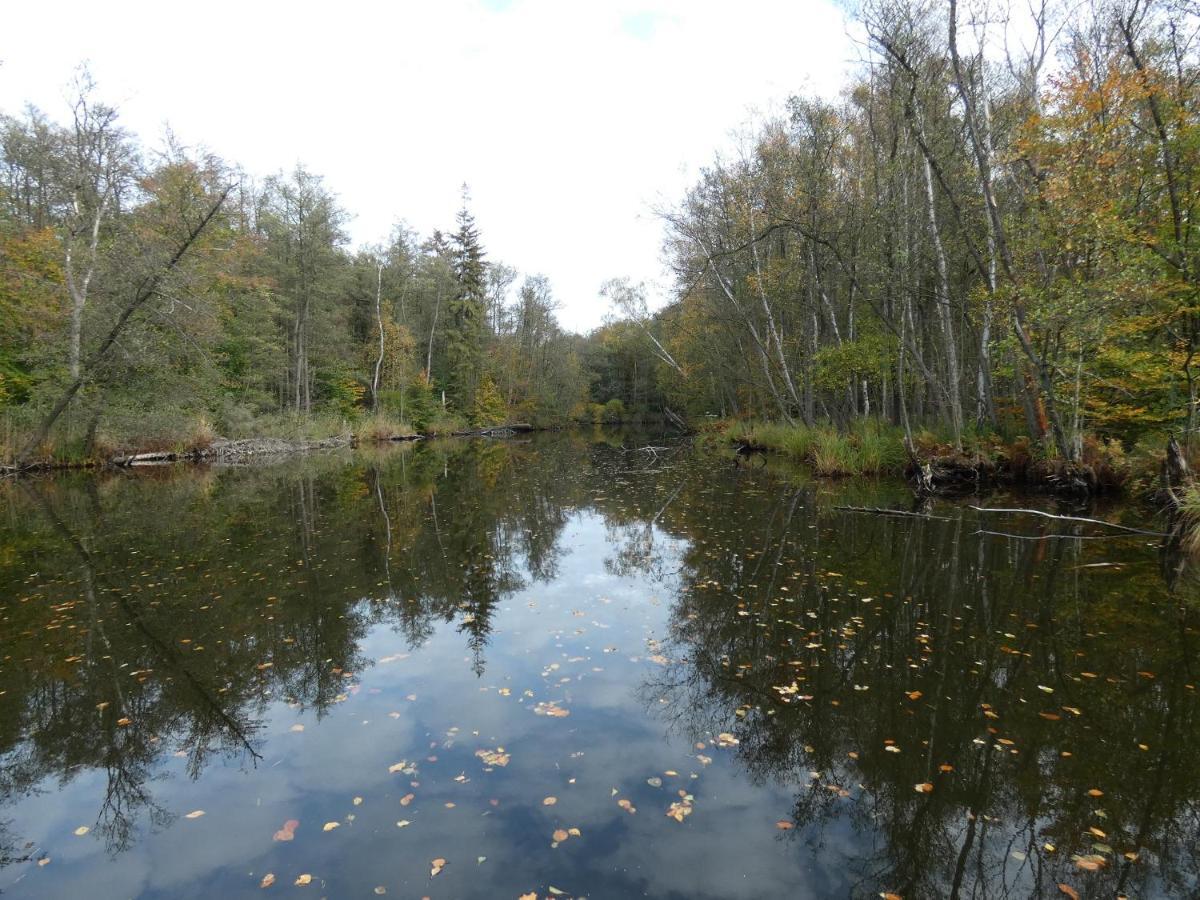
967, 506, 1166, 537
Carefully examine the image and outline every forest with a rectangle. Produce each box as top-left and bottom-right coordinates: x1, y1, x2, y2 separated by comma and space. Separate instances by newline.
1, 0, 1198, 484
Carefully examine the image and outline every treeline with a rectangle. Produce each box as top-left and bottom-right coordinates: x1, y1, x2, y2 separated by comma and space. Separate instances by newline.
610, 0, 1199, 463
0, 73, 613, 461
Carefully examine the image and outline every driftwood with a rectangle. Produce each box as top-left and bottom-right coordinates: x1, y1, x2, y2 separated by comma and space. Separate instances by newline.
836, 503, 1166, 537
112, 451, 179, 467
454, 423, 535, 437
966, 506, 1166, 537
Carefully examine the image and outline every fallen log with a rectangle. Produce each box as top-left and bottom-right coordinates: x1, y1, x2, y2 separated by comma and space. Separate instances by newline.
112, 451, 178, 467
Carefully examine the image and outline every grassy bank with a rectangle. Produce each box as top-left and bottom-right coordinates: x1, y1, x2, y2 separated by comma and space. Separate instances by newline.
0, 408, 471, 470
704, 418, 1165, 493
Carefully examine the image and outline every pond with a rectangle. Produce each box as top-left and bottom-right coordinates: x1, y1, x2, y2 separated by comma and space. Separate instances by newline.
0, 431, 1196, 899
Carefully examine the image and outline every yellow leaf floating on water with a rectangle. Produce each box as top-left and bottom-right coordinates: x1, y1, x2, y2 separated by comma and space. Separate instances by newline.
520, 894, 537, 900
552, 829, 569, 843
776, 820, 794, 830
260, 873, 275, 888
184, 810, 205, 819
294, 874, 312, 886
400, 793, 414, 806
666, 796, 694, 822
430, 858, 446, 877
353, 797, 363, 806
1087, 788, 1104, 797
715, 732, 739, 747
322, 822, 339, 832
914, 783, 934, 794
73, 826, 89, 836
37, 857, 50, 867
1057, 885, 1080, 900
396, 820, 411, 828
880, 893, 903, 899
475, 748, 510, 767
543, 796, 557, 806
617, 798, 636, 814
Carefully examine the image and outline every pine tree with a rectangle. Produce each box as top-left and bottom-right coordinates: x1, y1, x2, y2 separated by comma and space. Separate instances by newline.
445, 186, 486, 411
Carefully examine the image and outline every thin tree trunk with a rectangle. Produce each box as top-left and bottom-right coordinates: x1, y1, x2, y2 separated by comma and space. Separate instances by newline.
20, 188, 230, 463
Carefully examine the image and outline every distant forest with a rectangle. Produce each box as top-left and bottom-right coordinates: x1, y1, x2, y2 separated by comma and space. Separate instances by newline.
2, 0, 1198, 464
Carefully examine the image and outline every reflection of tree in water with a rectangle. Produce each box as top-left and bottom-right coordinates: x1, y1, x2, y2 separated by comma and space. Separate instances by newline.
0, 435, 582, 863
636, 471, 1200, 898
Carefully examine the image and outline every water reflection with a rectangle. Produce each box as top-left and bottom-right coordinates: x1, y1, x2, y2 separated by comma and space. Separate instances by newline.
0, 432, 1196, 898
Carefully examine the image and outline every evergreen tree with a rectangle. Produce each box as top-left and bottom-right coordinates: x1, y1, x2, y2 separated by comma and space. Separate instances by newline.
445, 186, 486, 410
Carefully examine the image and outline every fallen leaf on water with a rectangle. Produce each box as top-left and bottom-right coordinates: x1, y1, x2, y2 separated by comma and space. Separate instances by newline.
353, 797, 363, 806
37, 857, 50, 867
776, 820, 794, 830
374, 888, 386, 896
294, 874, 312, 886
520, 894, 537, 900
73, 826, 89, 836
617, 798, 636, 814
290, 724, 304, 733
260, 873, 275, 888
881, 893, 902, 900
715, 732, 739, 747
1074, 855, 1105, 871
273, 819, 299, 841
666, 798, 694, 822
322, 822, 339, 832
475, 748, 510, 767
552, 829, 569, 843
400, 794, 415, 806
647, 777, 662, 788
906, 691, 922, 700
1057, 885, 1079, 900
396, 820, 411, 828
184, 810, 205, 819
477, 856, 486, 864
543, 796, 557, 806
116, 717, 132, 727
430, 858, 446, 877
938, 764, 954, 773
914, 783, 933, 794
1087, 788, 1104, 797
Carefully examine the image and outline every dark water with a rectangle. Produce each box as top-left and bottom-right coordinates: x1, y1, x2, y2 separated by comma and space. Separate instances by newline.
0, 431, 1197, 899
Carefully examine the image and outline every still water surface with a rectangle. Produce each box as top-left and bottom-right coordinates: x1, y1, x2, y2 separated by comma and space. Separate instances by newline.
0, 431, 1196, 898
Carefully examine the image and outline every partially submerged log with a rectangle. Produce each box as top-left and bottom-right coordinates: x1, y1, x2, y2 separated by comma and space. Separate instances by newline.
112, 451, 178, 467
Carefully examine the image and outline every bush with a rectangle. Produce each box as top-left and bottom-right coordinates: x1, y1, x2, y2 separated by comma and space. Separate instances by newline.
601, 398, 626, 424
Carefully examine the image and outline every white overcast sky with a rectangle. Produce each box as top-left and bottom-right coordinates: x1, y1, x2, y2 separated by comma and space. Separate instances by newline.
0, 0, 857, 332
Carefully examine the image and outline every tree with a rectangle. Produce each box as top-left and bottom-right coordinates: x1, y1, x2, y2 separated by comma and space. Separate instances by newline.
445, 187, 487, 411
